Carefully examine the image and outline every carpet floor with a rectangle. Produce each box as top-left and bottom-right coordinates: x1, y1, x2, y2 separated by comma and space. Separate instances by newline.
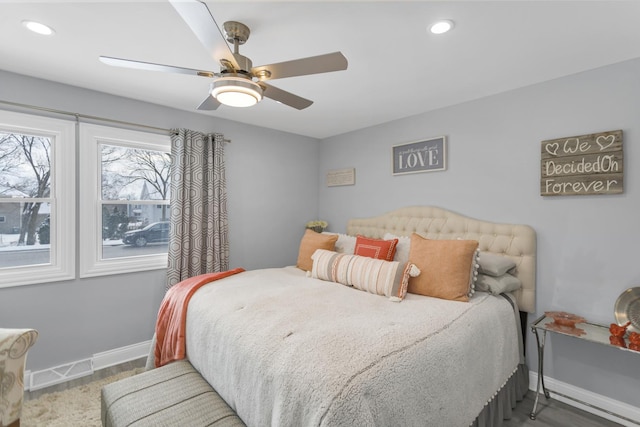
21, 367, 144, 427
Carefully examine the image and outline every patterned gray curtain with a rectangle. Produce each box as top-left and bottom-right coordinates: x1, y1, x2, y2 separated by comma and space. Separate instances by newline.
166, 129, 229, 291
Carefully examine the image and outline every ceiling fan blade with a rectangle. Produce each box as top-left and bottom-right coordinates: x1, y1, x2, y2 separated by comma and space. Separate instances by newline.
252, 52, 348, 81
261, 83, 313, 110
99, 56, 216, 77
197, 94, 221, 110
168, 0, 239, 69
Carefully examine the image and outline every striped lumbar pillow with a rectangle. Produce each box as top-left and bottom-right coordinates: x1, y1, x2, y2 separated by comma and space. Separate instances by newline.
310, 249, 420, 301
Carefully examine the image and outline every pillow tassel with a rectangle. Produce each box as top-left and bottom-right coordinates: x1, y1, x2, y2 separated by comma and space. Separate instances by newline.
408, 263, 421, 277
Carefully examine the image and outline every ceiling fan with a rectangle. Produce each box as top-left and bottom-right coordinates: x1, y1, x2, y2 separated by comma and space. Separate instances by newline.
99, 0, 348, 110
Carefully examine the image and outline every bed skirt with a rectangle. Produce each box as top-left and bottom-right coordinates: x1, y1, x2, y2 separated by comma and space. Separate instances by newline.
472, 363, 529, 427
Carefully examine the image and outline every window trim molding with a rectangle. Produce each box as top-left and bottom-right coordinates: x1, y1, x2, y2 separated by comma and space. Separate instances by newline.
0, 110, 75, 288
78, 123, 171, 278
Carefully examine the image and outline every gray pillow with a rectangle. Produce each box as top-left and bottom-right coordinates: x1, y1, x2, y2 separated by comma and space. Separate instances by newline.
476, 273, 522, 295
477, 252, 516, 276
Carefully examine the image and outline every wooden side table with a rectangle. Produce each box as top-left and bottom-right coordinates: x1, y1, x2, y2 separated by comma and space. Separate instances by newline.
529, 314, 639, 424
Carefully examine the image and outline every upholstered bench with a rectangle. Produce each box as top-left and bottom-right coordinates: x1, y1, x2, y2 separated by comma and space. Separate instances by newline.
101, 359, 245, 427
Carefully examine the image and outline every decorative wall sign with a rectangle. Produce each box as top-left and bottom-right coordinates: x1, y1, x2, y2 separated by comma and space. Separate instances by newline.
540, 130, 623, 196
392, 136, 446, 175
326, 168, 355, 187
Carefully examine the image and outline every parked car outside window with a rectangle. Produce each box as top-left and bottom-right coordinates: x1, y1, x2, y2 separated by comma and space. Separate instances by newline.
122, 221, 169, 247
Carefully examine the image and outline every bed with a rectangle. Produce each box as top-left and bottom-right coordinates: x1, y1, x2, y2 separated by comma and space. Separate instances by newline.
157, 206, 536, 427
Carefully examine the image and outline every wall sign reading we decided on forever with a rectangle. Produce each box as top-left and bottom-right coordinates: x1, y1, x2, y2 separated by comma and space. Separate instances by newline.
540, 130, 623, 196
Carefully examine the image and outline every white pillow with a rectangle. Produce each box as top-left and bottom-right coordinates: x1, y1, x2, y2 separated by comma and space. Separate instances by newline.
323, 232, 356, 254
383, 232, 410, 265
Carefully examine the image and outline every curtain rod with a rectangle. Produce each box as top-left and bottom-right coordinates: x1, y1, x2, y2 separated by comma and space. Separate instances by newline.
0, 99, 231, 143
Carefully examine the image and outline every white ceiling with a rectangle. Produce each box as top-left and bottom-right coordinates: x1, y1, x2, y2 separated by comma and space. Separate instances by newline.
2, 1, 640, 139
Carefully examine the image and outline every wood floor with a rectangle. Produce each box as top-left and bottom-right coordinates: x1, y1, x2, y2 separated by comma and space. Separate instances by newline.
506, 392, 625, 427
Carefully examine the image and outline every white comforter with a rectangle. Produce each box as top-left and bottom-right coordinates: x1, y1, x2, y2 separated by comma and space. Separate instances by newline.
185, 267, 520, 427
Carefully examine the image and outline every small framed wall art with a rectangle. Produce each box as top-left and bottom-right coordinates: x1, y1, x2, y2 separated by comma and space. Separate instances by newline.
326, 168, 355, 187
392, 136, 447, 175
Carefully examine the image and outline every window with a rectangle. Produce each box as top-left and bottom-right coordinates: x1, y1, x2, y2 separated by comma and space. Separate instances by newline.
79, 123, 171, 277
0, 111, 75, 288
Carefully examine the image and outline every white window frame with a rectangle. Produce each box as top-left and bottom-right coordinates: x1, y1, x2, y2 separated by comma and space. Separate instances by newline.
0, 110, 75, 288
78, 123, 171, 278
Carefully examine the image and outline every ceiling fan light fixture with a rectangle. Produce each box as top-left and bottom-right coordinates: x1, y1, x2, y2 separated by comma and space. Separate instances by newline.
211, 77, 263, 108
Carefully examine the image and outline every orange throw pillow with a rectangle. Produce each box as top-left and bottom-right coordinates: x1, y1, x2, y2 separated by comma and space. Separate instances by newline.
354, 235, 399, 261
296, 229, 338, 271
407, 233, 478, 302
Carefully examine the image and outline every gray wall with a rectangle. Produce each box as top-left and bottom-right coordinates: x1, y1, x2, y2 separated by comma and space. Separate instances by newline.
0, 70, 319, 370
318, 57, 640, 407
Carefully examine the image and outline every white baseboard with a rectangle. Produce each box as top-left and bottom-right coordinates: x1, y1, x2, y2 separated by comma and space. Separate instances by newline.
92, 340, 151, 371
26, 340, 151, 391
529, 371, 640, 426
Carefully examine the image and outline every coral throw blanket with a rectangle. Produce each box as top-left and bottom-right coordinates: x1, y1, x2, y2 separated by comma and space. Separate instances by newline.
155, 268, 245, 368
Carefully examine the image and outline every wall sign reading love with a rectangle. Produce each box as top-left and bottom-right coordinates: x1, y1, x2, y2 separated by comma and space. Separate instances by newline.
392, 136, 446, 175
540, 130, 623, 196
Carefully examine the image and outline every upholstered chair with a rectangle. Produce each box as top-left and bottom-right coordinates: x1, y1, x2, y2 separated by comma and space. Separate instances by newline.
0, 329, 38, 427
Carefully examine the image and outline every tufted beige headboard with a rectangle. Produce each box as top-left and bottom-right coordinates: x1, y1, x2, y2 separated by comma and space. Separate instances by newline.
346, 206, 536, 313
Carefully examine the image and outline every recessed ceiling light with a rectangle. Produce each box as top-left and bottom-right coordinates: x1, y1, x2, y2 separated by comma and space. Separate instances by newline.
429, 20, 454, 35
22, 20, 55, 36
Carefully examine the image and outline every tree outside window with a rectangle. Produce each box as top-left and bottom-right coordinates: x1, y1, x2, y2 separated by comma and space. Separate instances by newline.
100, 144, 171, 255
0, 133, 51, 248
